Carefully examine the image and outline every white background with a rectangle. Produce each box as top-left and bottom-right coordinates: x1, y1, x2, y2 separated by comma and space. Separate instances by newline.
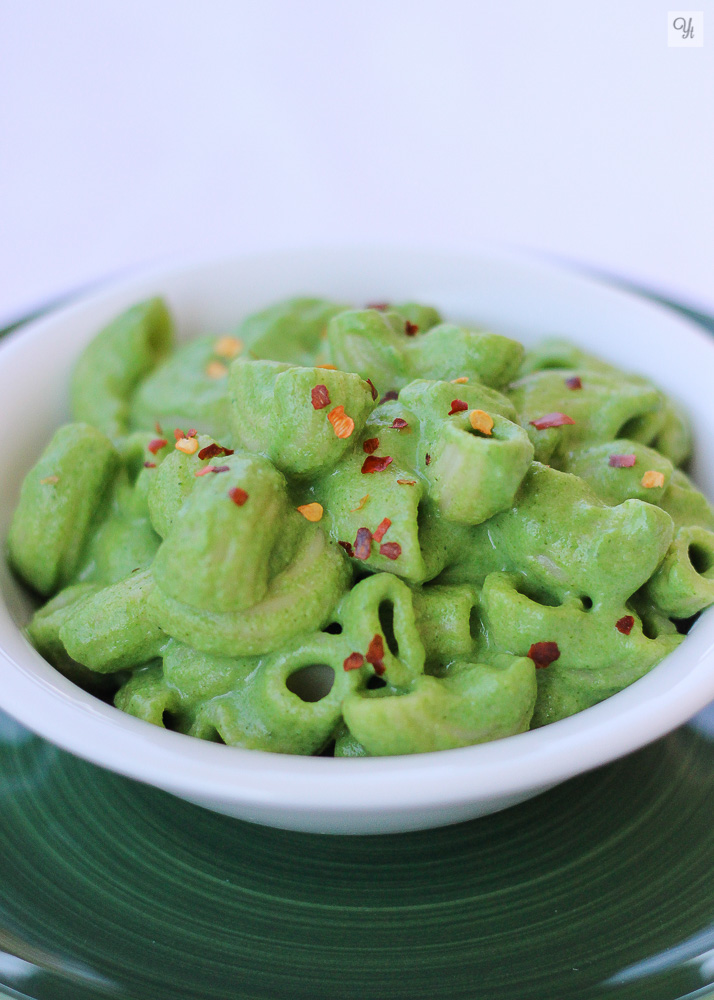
1, 0, 712, 327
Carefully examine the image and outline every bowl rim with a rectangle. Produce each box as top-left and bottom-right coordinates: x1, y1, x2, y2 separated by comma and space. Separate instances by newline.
1, 243, 714, 818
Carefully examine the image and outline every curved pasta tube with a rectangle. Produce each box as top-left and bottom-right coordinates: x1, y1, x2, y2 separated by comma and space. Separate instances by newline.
395, 379, 532, 525
117, 635, 364, 754
643, 526, 714, 619
628, 593, 680, 641
411, 583, 479, 668
130, 335, 235, 441
508, 369, 666, 466
447, 464, 674, 605
76, 436, 165, 585
405, 323, 524, 388
650, 398, 692, 467
195, 635, 362, 754
149, 548, 346, 663
392, 302, 442, 332
236, 297, 346, 366
334, 724, 370, 757
151, 454, 306, 614
659, 470, 714, 531
114, 662, 179, 726
518, 338, 620, 377
477, 572, 683, 727
26, 583, 106, 688
117, 431, 173, 507
8, 423, 119, 596
326, 308, 411, 391
59, 569, 167, 673
341, 655, 536, 755
146, 434, 223, 539
399, 376, 518, 423
116, 643, 258, 733
314, 448, 469, 584
229, 361, 376, 477
424, 416, 533, 525
334, 572, 426, 688
148, 456, 351, 656
565, 439, 673, 506
71, 297, 173, 439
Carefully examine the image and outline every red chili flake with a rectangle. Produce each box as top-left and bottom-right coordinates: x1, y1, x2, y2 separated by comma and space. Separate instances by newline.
391, 417, 408, 430
379, 542, 402, 560
228, 487, 249, 506
609, 453, 637, 468
311, 384, 331, 409
366, 633, 386, 676
186, 429, 198, 438
372, 518, 391, 543
404, 321, 419, 336
565, 376, 582, 390
361, 455, 393, 474
528, 641, 560, 668
365, 378, 378, 401
198, 442, 235, 461
449, 399, 469, 415
616, 615, 635, 635
154, 421, 163, 435
529, 413, 576, 430
397, 479, 417, 485
425, 453, 431, 465
354, 527, 372, 560
367, 302, 390, 311
328, 405, 355, 439
343, 652, 365, 672
148, 438, 167, 455
363, 437, 380, 454
380, 390, 399, 403
338, 540, 355, 557
143, 461, 157, 468
195, 464, 230, 477
174, 428, 186, 441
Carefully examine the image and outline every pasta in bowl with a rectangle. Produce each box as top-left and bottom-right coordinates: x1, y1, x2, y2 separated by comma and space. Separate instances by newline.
1, 247, 714, 832
8, 291, 714, 757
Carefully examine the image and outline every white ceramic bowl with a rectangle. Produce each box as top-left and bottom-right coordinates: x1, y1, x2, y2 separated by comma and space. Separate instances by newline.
1, 247, 714, 835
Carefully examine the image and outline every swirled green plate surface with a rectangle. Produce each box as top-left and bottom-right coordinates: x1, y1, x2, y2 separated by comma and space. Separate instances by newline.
1, 292, 713, 1000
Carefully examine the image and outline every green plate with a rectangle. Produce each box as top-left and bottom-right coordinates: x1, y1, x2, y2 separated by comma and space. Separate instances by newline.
1, 291, 714, 1000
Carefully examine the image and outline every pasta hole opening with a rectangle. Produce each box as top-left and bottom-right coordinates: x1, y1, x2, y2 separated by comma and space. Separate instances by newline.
322, 622, 343, 635
286, 664, 335, 703
378, 601, 399, 658
581, 596, 593, 611
536, 360, 570, 371
469, 605, 482, 640
616, 411, 656, 443
513, 579, 562, 608
673, 613, 700, 636
688, 543, 714, 577
162, 709, 181, 731
416, 499, 429, 542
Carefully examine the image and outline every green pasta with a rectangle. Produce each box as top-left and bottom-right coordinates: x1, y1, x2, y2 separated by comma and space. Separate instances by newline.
8, 295, 714, 756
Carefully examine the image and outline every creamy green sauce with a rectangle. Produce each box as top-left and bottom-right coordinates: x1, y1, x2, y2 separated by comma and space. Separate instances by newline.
8, 297, 714, 755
